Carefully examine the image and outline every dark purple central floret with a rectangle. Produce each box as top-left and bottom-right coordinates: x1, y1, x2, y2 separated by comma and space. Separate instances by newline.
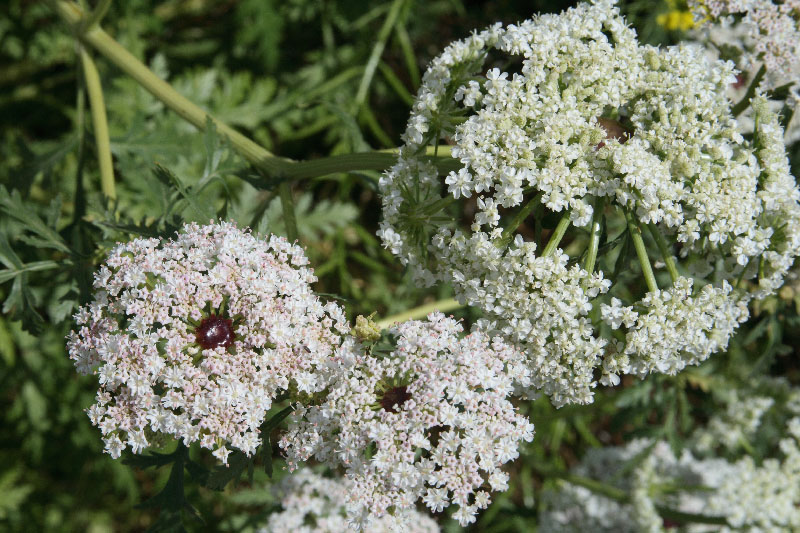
380, 385, 412, 413
195, 315, 235, 349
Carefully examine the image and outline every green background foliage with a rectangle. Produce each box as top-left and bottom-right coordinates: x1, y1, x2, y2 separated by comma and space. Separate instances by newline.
1, 0, 798, 531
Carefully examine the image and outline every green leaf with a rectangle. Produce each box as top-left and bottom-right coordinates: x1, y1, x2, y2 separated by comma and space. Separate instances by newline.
254, 192, 358, 241
14, 135, 79, 195
133, 446, 203, 532
203, 451, 253, 491
0, 468, 34, 520
202, 117, 224, 182
0, 186, 70, 254
234, 0, 284, 71
0, 235, 44, 334
0, 233, 23, 272
137, 459, 186, 510
0, 317, 14, 366
183, 457, 209, 487
212, 72, 278, 130
123, 449, 181, 470
21, 381, 48, 431
0, 260, 62, 284
91, 215, 181, 240
152, 164, 216, 222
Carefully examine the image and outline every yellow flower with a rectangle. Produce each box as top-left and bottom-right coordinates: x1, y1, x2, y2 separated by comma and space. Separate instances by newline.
657, 10, 696, 31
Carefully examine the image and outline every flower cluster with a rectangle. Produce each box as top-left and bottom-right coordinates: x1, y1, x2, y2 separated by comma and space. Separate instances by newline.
690, 376, 800, 453
540, 435, 800, 532
379, 0, 800, 405
749, 96, 800, 296
67, 222, 350, 464
435, 233, 610, 406
690, 0, 800, 89
600, 277, 749, 380
279, 313, 534, 527
540, 380, 800, 532
258, 470, 441, 533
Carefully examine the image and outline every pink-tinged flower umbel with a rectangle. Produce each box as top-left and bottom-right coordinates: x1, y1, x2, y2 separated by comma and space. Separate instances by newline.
279, 312, 534, 528
68, 222, 350, 464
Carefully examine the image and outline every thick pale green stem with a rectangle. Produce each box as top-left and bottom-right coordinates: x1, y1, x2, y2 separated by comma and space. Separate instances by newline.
279, 152, 452, 180
647, 224, 679, 283
278, 182, 299, 242
282, 152, 399, 180
376, 297, 462, 329
54, 1, 461, 186
79, 47, 115, 199
54, 0, 291, 177
627, 211, 658, 293
279, 146, 458, 179
541, 213, 571, 258
584, 198, 605, 273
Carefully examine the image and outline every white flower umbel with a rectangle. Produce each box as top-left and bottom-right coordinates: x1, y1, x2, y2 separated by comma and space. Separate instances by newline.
540, 387, 800, 533
600, 277, 749, 379
258, 470, 441, 533
692, 390, 775, 453
539, 436, 800, 532
378, 0, 800, 406
69, 222, 350, 464
749, 96, 800, 296
279, 313, 534, 527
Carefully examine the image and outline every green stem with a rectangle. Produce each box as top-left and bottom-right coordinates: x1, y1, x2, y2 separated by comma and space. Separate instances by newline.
419, 195, 456, 215
735, 260, 750, 289
627, 211, 658, 293
282, 153, 392, 180
376, 297, 463, 330
72, 62, 87, 225
647, 224, 679, 283
280, 152, 459, 181
394, 19, 420, 89
79, 47, 115, 199
278, 182, 299, 242
359, 105, 394, 148
354, 0, 405, 108
498, 193, 542, 248
584, 198, 605, 273
551, 470, 629, 502
53, 1, 462, 187
731, 64, 767, 117
81, 0, 112, 30
779, 104, 795, 132
541, 213, 571, 258
53, 0, 291, 177
656, 506, 730, 527
378, 60, 414, 107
